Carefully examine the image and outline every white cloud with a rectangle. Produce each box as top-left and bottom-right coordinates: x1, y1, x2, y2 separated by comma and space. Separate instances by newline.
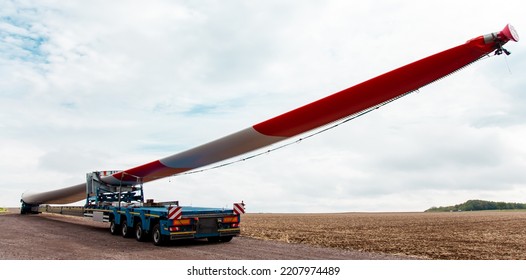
1, 0, 525, 212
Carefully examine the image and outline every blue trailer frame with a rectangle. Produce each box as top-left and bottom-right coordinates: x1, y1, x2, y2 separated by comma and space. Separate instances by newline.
29, 171, 243, 246
83, 171, 243, 245
83, 204, 241, 246
20, 171, 245, 246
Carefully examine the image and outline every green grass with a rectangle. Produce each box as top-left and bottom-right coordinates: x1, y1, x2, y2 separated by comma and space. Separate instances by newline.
0, 207, 7, 213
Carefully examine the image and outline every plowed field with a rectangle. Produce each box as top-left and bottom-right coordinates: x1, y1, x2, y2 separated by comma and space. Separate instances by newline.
241, 211, 526, 260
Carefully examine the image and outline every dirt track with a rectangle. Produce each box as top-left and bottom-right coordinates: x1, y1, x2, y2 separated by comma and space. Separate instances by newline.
0, 210, 412, 260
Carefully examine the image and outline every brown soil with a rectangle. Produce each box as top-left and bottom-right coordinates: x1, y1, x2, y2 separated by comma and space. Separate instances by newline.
242, 211, 526, 260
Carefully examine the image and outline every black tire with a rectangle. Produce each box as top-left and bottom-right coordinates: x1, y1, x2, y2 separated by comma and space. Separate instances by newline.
110, 220, 120, 235
207, 236, 220, 243
152, 223, 166, 246
121, 219, 132, 238
135, 222, 148, 242
220, 236, 233, 243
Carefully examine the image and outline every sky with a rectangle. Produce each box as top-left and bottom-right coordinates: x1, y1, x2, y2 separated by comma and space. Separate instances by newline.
0, 0, 524, 212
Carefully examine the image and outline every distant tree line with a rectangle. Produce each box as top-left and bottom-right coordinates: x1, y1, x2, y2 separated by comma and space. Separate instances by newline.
425, 199, 526, 212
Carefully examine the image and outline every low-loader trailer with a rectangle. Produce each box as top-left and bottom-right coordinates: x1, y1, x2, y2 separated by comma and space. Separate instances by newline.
21, 171, 245, 246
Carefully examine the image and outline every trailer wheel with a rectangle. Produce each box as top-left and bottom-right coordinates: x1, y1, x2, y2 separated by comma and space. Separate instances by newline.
135, 222, 148, 242
207, 237, 220, 243
121, 220, 132, 238
152, 223, 166, 246
220, 236, 233, 243
110, 220, 120, 235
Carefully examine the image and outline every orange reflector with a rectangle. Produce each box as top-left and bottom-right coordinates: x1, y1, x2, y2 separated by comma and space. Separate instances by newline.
223, 216, 239, 223
172, 218, 191, 226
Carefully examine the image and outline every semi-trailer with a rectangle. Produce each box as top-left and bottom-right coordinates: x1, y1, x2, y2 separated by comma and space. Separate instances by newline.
22, 171, 244, 246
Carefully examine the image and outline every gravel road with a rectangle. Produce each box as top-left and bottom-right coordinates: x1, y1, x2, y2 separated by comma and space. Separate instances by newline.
0, 209, 413, 260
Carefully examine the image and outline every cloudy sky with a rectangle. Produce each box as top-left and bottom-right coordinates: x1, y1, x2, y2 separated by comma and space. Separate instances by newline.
1, 0, 524, 212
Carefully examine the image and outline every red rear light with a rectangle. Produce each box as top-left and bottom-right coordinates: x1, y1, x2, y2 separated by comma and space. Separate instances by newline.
169, 226, 180, 231
231, 223, 239, 228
